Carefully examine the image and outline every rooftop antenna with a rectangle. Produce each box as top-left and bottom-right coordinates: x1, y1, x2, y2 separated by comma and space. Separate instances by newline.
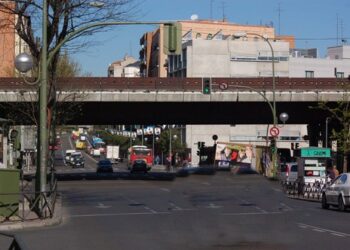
221, 1, 227, 22
341, 18, 344, 44
336, 13, 339, 45
277, 2, 283, 35
210, 0, 214, 20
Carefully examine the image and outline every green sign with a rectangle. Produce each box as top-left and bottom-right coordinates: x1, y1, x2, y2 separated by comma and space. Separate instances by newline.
300, 147, 331, 158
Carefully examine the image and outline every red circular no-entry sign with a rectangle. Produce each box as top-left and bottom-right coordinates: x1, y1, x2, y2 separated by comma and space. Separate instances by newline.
269, 126, 280, 137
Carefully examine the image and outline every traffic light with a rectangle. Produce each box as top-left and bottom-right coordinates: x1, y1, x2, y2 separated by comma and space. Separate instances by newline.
270, 138, 276, 153
9, 129, 21, 151
202, 78, 211, 94
163, 22, 182, 55
197, 141, 205, 149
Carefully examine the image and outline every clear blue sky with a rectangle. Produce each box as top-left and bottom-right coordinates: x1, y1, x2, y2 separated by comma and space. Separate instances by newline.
72, 0, 350, 76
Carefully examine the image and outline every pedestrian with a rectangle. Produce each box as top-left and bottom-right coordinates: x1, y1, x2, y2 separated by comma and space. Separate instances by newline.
327, 166, 335, 180
333, 165, 339, 178
155, 155, 160, 165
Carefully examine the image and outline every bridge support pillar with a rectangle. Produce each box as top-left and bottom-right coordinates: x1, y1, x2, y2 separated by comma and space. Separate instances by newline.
307, 123, 321, 147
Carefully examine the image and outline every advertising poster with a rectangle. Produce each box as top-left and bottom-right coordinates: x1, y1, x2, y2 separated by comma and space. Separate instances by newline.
215, 142, 254, 170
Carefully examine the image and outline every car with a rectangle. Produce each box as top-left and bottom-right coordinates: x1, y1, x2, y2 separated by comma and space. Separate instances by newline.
65, 150, 76, 164
97, 159, 113, 173
322, 173, 350, 211
70, 154, 85, 168
279, 162, 298, 183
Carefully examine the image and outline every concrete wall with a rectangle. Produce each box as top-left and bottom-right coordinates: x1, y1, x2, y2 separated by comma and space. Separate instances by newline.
289, 57, 350, 77
187, 124, 309, 165
186, 39, 290, 77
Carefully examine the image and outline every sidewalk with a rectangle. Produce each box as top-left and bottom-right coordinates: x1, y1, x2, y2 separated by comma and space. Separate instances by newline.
0, 196, 63, 231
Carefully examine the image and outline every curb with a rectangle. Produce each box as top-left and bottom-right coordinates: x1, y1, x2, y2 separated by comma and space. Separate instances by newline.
0, 196, 63, 231
287, 195, 321, 203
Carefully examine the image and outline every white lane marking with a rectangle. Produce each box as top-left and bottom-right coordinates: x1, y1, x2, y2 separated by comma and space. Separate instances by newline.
96, 203, 111, 209
279, 203, 293, 211
202, 182, 211, 186
144, 206, 157, 214
312, 229, 325, 233
69, 212, 170, 218
169, 202, 183, 211
122, 196, 159, 214
254, 206, 267, 214
205, 203, 222, 209
298, 223, 350, 238
272, 188, 282, 192
160, 188, 170, 192
222, 212, 282, 216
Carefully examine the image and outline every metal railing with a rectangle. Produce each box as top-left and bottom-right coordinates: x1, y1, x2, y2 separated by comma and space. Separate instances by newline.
281, 179, 331, 201
0, 77, 349, 92
0, 179, 58, 223
0, 232, 25, 250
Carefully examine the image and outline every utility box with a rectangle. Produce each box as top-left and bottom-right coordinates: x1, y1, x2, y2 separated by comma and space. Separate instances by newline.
0, 169, 20, 217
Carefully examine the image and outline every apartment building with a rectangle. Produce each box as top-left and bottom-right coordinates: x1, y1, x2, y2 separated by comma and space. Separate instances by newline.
139, 19, 294, 77
108, 55, 140, 77
0, 2, 28, 77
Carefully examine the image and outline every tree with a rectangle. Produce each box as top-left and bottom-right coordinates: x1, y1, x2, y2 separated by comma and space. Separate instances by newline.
0, 0, 139, 142
318, 89, 350, 173
158, 129, 186, 156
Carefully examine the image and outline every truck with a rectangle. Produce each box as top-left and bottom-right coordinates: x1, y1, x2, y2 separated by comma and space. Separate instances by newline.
106, 145, 120, 164
91, 136, 105, 154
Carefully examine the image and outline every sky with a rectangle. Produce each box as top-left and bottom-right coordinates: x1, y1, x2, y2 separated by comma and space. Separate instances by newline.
72, 0, 350, 76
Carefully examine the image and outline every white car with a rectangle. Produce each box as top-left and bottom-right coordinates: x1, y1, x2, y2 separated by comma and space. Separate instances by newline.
279, 162, 298, 183
322, 173, 350, 211
65, 150, 76, 164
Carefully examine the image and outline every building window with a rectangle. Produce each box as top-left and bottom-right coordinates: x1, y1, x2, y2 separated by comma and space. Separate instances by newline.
305, 71, 314, 78
336, 72, 344, 78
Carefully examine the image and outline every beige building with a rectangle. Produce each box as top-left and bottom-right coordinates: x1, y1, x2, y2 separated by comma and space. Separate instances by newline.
139, 19, 294, 77
108, 55, 140, 77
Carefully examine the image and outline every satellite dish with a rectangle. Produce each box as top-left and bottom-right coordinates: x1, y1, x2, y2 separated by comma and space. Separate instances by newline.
190, 14, 199, 20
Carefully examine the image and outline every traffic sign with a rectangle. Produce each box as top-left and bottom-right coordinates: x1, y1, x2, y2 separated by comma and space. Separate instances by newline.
269, 126, 280, 137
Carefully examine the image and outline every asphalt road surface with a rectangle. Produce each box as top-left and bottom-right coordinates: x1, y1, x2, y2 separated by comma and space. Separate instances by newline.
7, 172, 350, 250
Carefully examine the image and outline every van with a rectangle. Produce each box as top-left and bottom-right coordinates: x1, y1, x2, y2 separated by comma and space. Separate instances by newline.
279, 162, 298, 183
65, 150, 76, 164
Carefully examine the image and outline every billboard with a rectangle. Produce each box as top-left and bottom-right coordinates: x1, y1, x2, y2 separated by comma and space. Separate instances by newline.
215, 142, 254, 170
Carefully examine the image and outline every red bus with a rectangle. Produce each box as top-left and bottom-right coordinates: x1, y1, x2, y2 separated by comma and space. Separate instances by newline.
127, 145, 153, 173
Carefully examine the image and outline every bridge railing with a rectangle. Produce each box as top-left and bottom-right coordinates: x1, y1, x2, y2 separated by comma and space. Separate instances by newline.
0, 77, 349, 92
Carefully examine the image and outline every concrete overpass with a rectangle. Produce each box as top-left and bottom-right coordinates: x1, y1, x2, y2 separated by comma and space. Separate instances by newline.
0, 77, 348, 125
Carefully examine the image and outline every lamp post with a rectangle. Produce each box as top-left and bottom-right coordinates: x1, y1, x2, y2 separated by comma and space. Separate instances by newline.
233, 32, 278, 178
14, 1, 178, 198
325, 117, 331, 148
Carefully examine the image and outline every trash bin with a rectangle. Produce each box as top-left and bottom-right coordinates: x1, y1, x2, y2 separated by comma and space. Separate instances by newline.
0, 169, 20, 217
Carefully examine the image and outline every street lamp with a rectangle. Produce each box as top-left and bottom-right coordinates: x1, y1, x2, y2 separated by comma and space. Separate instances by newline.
234, 32, 278, 178
279, 112, 289, 124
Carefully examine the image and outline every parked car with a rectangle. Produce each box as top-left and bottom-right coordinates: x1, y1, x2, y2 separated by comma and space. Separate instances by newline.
97, 159, 113, 173
279, 162, 298, 183
322, 173, 350, 211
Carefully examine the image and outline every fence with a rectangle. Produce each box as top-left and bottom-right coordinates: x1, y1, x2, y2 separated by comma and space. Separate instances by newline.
0, 179, 58, 223
281, 179, 330, 201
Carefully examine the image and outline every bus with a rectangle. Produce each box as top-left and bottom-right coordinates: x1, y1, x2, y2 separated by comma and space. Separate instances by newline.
127, 145, 153, 173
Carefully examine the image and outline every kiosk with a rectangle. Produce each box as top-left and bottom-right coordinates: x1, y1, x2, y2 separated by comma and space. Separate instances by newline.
295, 147, 331, 184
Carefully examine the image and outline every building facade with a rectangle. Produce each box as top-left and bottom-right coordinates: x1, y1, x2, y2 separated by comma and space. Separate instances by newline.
0, 2, 28, 77
108, 55, 140, 77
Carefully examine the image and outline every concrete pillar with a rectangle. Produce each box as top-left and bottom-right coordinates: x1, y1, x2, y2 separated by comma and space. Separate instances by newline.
307, 123, 320, 147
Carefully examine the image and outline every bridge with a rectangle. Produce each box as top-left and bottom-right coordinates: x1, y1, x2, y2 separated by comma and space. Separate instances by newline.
0, 77, 349, 125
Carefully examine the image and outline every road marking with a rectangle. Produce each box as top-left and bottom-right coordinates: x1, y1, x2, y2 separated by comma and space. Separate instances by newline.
222, 211, 282, 216
69, 212, 170, 218
272, 188, 282, 192
279, 203, 293, 211
254, 206, 267, 214
297, 223, 350, 238
160, 188, 170, 192
144, 206, 157, 214
169, 202, 183, 211
205, 203, 222, 209
202, 182, 211, 186
96, 203, 111, 209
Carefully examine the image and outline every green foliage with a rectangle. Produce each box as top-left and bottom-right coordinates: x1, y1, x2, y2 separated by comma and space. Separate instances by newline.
56, 51, 81, 77
158, 129, 186, 155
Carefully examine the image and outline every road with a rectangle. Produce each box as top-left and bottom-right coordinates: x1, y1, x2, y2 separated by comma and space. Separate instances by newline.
8, 173, 350, 250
